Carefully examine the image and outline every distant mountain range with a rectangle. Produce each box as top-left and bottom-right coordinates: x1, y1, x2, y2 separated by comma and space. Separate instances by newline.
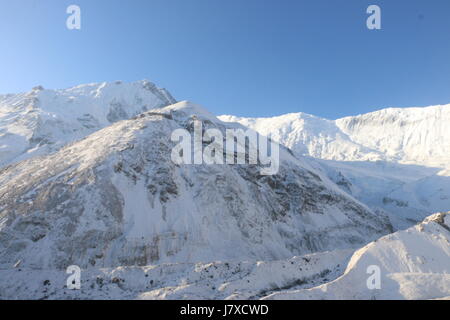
220, 105, 450, 229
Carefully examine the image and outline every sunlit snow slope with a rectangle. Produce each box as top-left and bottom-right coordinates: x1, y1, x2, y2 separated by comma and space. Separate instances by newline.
0, 80, 176, 167
220, 105, 450, 229
265, 212, 450, 300
220, 105, 450, 166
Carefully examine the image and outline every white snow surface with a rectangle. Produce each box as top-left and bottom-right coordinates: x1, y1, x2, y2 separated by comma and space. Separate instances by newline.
219, 105, 450, 167
219, 105, 450, 229
264, 212, 450, 300
0, 80, 176, 167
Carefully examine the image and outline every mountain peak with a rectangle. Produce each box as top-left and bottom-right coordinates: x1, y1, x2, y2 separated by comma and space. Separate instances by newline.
154, 100, 219, 123
0, 79, 177, 167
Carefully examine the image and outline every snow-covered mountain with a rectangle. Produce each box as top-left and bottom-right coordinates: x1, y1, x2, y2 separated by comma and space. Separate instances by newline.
0, 80, 448, 300
220, 105, 450, 167
219, 105, 450, 229
0, 100, 391, 270
0, 80, 176, 167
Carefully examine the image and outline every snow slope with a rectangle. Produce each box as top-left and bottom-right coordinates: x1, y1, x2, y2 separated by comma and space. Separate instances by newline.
220, 113, 386, 162
336, 106, 450, 168
0, 101, 392, 270
219, 104, 450, 167
219, 105, 450, 229
265, 212, 450, 300
0, 80, 176, 167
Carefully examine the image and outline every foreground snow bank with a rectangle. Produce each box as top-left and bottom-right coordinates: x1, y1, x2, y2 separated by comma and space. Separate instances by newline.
264, 212, 450, 300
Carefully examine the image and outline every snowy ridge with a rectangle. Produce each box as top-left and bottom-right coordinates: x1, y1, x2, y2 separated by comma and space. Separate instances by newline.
336, 105, 450, 167
220, 104, 450, 167
0, 80, 176, 167
219, 104, 450, 229
219, 113, 386, 162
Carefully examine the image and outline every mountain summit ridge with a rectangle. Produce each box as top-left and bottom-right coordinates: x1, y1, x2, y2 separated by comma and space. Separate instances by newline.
220, 103, 450, 167
0, 80, 176, 167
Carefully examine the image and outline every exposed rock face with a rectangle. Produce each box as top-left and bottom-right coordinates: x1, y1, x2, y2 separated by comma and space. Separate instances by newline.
0, 101, 392, 270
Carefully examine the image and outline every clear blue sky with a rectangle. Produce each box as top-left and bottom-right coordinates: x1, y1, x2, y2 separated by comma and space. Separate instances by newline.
1, 0, 449, 119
